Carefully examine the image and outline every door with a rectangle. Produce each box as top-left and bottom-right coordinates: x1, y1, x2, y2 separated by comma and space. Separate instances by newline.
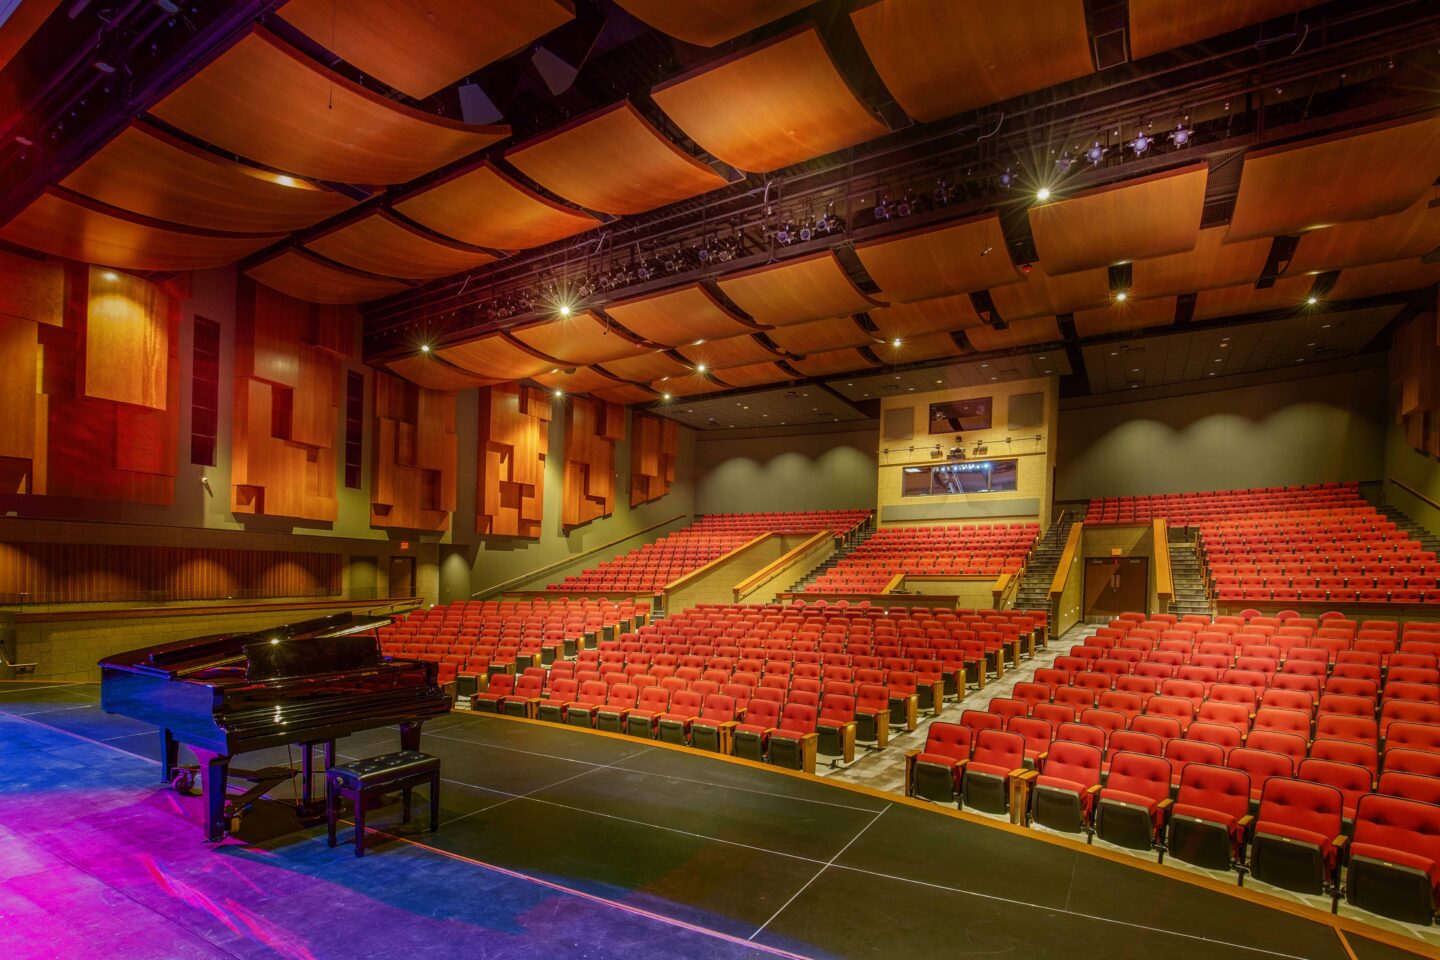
1084, 556, 1149, 618
387, 556, 416, 598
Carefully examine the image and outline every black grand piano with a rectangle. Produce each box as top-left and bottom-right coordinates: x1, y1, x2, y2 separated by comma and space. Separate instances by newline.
100, 612, 450, 842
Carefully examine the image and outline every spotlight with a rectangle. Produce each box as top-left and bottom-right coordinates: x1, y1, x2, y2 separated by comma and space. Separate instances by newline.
1035, 186, 1051, 202
998, 167, 1014, 189
1129, 131, 1152, 155
696, 363, 707, 373
101, 270, 118, 281
1056, 152, 1074, 174
420, 344, 430, 353
558, 304, 571, 317
1170, 124, 1193, 147
1306, 296, 1318, 305
1085, 141, 1106, 165
662, 393, 671, 401
891, 337, 903, 348
1114, 291, 1128, 302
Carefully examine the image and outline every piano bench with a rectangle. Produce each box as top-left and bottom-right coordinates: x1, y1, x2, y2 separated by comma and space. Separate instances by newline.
326, 750, 440, 857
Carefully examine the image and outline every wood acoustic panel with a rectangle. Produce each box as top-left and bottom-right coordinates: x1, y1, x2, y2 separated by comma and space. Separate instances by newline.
1029, 165, 1209, 275
0, 248, 64, 327
508, 102, 728, 215
651, 26, 889, 173
856, 214, 1021, 302
533, 366, 625, 394
1191, 275, 1314, 321
603, 283, 758, 345
563, 395, 624, 528
851, 0, 1094, 123
1226, 117, 1440, 243
1389, 305, 1440, 457
766, 316, 872, 354
387, 354, 498, 391
305, 212, 497, 280
149, 26, 508, 185
244, 249, 411, 305
0, 188, 284, 272
477, 383, 551, 538
0, 247, 61, 490
1129, 226, 1271, 298
1287, 195, 1440, 276
987, 265, 1109, 321
965, 316, 1061, 352
1072, 296, 1178, 338
0, 0, 61, 74
653, 373, 726, 397
435, 335, 555, 381
596, 349, 690, 383
630, 412, 677, 507
510, 310, 644, 365
61, 121, 355, 234
1327, 259, 1440, 303
788, 348, 876, 377
279, 0, 573, 99
614, 0, 811, 46
870, 331, 963, 366
85, 267, 168, 409
1130, 0, 1314, 59
371, 370, 457, 531
677, 334, 782, 369
717, 252, 880, 326
231, 281, 355, 522
711, 361, 793, 388
0, 541, 342, 603
868, 294, 983, 340
395, 162, 600, 250
594, 383, 659, 406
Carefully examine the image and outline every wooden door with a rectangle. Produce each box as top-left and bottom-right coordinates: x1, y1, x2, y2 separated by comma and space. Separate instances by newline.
1084, 556, 1149, 618
387, 556, 416, 598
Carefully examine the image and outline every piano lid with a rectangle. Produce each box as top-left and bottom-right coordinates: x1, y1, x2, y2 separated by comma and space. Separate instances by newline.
243, 633, 380, 682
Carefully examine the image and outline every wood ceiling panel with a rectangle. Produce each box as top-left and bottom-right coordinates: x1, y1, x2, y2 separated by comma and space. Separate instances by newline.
789, 348, 877, 377
1226, 117, 1440, 243
964, 316, 1061, 351
651, 26, 889, 173
305, 212, 496, 280
386, 354, 498, 391
1191, 276, 1315, 321
677, 334, 782, 369
534, 366, 625, 394
851, 0, 1095, 123
1130, 0, 1314, 60
855, 214, 1020, 301
596, 350, 689, 382
868, 294, 983, 340
1287, 195, 1440, 275
613, 0, 812, 46
1130, 226, 1271, 298
766, 316, 873, 354
0, 188, 283, 272
279, 0, 573, 99
595, 383, 659, 405
986, 265, 1109, 321
508, 102, 728, 215
870, 331, 963, 365
394, 162, 600, 250
1073, 297, 1178, 338
1327, 260, 1440, 302
244, 250, 410, 304
437, 335, 554, 381
653, 372, 727, 397
149, 27, 507, 185
1030, 165, 1208, 275
0, 0, 60, 74
603, 283, 757, 345
717, 252, 881, 326
510, 310, 645, 365
60, 122, 354, 233
711, 361, 794, 388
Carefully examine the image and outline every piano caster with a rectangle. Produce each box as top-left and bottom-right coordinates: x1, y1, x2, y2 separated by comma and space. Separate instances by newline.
171, 770, 198, 795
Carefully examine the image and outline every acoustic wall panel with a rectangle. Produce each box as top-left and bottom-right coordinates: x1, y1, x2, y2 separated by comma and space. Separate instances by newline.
630, 412, 677, 507
563, 396, 625, 528
371, 370, 457, 531
85, 267, 169, 409
476, 383, 551, 538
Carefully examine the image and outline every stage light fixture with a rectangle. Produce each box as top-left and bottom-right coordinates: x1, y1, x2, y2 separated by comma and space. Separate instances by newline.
1035, 186, 1051, 202
1129, 131, 1152, 155
1085, 141, 1105, 164
1114, 291, 1128, 302
419, 344, 430, 353
662, 393, 671, 401
1056, 152, 1074, 173
1306, 296, 1318, 305
553, 389, 563, 398
558, 304, 571, 317
998, 167, 1014, 189
891, 337, 903, 348
1170, 124, 1193, 147
696, 363, 707, 373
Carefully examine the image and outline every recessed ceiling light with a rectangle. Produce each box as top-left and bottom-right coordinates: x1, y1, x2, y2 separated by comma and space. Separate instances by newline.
990, 376, 997, 381
553, 389, 563, 397
1037, 355, 1047, 360
1219, 343, 1228, 348
1109, 352, 1118, 357
907, 387, 915, 391
558, 304, 571, 317
891, 337, 903, 348
980, 363, 988, 368
935, 379, 942, 384
662, 393, 672, 401
1306, 296, 1318, 306
420, 344, 430, 353
1214, 359, 1223, 363
696, 363, 707, 373
1035, 186, 1051, 202
1321, 323, 1331, 329
1221, 336, 1230, 341
1114, 291, 1128, 302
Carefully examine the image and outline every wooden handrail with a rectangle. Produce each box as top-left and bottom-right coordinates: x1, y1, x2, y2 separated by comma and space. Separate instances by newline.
664, 533, 773, 593
12, 595, 422, 624
1048, 521, 1083, 597
882, 572, 907, 594
1389, 476, 1440, 513
1153, 518, 1173, 602
472, 513, 688, 599
732, 531, 832, 601
992, 572, 1012, 607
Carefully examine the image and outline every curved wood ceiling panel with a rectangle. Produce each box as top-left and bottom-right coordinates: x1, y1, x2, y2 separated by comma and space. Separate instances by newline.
766, 316, 873, 354
1287, 195, 1440, 275
593, 383, 659, 405
986, 265, 1108, 321
1072, 297, 1178, 338
613, 0, 812, 46
652, 372, 726, 397
507, 102, 728, 215
394, 162, 600, 250
59, 122, 354, 233
148, 27, 507, 185
603, 283, 757, 345
305, 212, 496, 280
789, 347, 877, 377
1327, 259, 1440, 302
677, 334, 781, 369
1191, 275, 1314, 321
1129, 226, 1270, 298
0, 188, 284, 271
651, 26, 889, 173
1225, 117, 1440, 243
436, 335, 554, 381
278, 0, 574, 100
868, 294, 983, 340
387, 354, 498, 391
871, 331, 963, 365
1029, 165, 1208, 275
716, 252, 881, 326
1130, 0, 1314, 60
597, 350, 689, 382
510, 311, 645, 365
244, 249, 411, 304
711, 361, 794, 388
851, 0, 1095, 123
855, 214, 1020, 302
964, 316, 1061, 352
533, 366, 625, 394
0, 0, 60, 74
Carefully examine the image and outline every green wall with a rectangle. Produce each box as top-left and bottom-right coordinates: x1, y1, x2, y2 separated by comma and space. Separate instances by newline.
1383, 419, 1440, 536
694, 423, 878, 514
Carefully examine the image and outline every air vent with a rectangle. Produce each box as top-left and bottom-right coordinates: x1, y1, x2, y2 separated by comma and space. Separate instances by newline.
1092, 29, 1128, 69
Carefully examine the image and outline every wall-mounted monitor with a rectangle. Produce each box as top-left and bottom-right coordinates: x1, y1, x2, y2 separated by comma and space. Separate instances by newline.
928, 397, 992, 434
901, 459, 1019, 497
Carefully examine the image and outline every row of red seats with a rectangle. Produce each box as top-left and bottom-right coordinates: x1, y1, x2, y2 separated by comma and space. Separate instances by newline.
809, 522, 1038, 593
690, 510, 871, 538
1087, 483, 1363, 524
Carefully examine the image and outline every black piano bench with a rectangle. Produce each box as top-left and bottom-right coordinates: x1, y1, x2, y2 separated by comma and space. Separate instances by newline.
326, 750, 440, 857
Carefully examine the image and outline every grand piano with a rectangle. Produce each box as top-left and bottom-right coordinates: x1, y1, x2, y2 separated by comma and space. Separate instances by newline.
100, 612, 450, 842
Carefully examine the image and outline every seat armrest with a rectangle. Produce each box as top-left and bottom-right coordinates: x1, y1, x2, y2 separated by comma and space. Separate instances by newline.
1156, 798, 1174, 811
1014, 767, 1039, 781
904, 749, 922, 760
1332, 834, 1349, 849
1086, 784, 1103, 795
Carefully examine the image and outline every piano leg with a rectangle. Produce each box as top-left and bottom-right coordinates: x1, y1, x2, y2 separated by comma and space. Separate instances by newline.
160, 728, 179, 785
194, 751, 230, 843
300, 742, 315, 811
399, 720, 423, 752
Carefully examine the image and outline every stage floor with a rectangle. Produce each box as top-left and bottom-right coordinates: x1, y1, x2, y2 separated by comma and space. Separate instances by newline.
0, 682, 1429, 960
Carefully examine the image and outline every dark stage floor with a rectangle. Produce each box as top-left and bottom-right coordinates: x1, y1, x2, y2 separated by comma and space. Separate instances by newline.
0, 681, 1429, 960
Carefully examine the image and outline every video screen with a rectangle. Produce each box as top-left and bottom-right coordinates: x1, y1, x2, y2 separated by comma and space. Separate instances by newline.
901, 459, 1019, 497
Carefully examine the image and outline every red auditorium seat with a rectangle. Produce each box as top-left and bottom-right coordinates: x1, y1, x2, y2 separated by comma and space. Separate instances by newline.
1168, 764, 1253, 871
470, 673, 515, 713
908, 722, 972, 803
593, 683, 640, 733
537, 678, 579, 723
768, 703, 819, 771
1030, 741, 1102, 834
1346, 793, 1440, 924
625, 686, 671, 738
1378, 770, 1440, 805
815, 693, 857, 760
656, 690, 703, 744
1096, 751, 1173, 850
961, 729, 1027, 815
1249, 778, 1345, 894
689, 694, 738, 752
854, 683, 891, 745
732, 697, 781, 761
1228, 748, 1295, 803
